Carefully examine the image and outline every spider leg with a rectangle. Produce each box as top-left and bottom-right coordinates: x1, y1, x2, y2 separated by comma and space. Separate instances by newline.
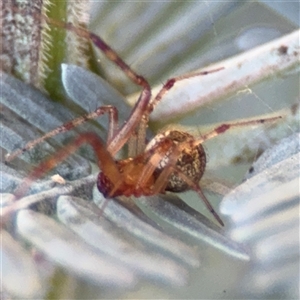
5, 106, 118, 163
167, 168, 225, 227
72, 27, 152, 153
135, 67, 224, 142
106, 83, 151, 156
43, 18, 152, 156
126, 67, 224, 156
152, 161, 224, 227
194, 115, 282, 145
127, 134, 138, 157
147, 139, 224, 226
136, 139, 175, 189
150, 67, 224, 111
134, 117, 148, 156
127, 115, 148, 157
13, 132, 121, 200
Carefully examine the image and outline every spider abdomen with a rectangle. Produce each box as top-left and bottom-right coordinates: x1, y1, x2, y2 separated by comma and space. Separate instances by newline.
165, 143, 206, 192
151, 130, 206, 193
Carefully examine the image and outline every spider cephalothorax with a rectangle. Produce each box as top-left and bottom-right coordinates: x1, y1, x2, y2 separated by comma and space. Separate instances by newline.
97, 130, 206, 198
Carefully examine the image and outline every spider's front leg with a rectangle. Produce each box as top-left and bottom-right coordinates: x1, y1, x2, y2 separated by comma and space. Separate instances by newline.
41, 17, 152, 156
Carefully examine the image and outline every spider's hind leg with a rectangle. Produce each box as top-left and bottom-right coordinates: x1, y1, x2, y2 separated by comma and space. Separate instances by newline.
154, 161, 225, 227
13, 132, 121, 200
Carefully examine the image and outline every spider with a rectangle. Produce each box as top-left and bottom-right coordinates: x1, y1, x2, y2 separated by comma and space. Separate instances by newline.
5, 16, 281, 227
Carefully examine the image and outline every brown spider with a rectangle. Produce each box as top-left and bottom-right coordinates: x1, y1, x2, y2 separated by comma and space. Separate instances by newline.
6, 17, 282, 227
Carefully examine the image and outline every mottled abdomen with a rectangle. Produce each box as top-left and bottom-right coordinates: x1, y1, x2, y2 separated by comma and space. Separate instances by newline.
152, 130, 206, 192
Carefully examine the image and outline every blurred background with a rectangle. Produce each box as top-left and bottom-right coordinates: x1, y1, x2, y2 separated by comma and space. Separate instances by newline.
1, 1, 299, 299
